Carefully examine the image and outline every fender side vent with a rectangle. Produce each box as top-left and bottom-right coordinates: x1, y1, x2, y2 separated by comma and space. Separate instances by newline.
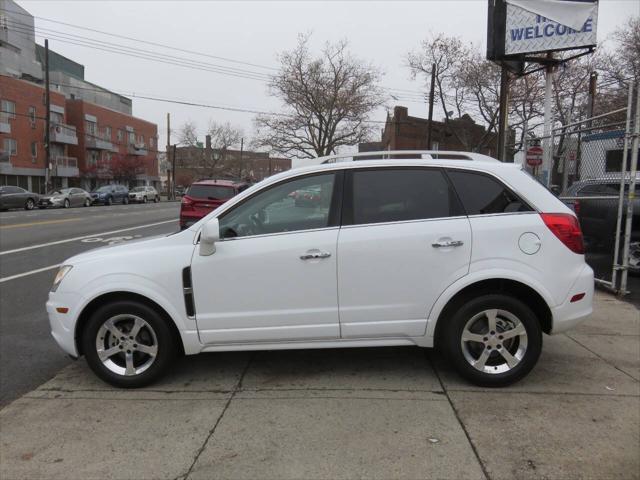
182, 266, 195, 317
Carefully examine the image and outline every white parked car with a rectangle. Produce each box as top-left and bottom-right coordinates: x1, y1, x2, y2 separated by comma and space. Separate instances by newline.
47, 151, 594, 388
128, 186, 160, 204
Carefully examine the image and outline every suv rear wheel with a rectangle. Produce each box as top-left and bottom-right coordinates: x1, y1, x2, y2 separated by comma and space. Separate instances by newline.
81, 300, 176, 388
441, 294, 542, 387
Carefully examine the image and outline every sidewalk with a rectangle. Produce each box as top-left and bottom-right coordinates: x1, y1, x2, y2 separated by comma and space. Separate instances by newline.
1, 292, 638, 480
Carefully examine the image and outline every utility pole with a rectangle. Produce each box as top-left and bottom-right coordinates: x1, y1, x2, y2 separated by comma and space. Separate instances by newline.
587, 71, 598, 123
426, 63, 435, 150
542, 53, 555, 187
166, 113, 171, 199
239, 137, 244, 179
497, 66, 510, 162
172, 144, 177, 200
44, 39, 51, 192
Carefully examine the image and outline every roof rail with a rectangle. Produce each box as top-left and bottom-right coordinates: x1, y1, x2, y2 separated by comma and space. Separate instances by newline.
296, 150, 499, 168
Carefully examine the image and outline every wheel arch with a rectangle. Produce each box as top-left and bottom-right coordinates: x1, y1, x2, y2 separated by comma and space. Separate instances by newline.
74, 291, 185, 357
432, 278, 553, 349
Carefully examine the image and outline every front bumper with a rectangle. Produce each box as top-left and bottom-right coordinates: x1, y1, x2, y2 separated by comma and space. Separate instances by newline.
550, 264, 595, 334
47, 291, 84, 358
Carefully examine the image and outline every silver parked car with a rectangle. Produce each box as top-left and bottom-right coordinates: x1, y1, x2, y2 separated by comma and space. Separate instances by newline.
128, 186, 160, 203
0, 186, 39, 210
38, 188, 92, 209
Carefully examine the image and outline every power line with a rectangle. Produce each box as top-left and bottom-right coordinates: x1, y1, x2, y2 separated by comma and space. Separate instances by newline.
0, 6, 278, 72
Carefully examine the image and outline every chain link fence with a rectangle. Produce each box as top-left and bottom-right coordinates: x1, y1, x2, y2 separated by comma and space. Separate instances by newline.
521, 84, 639, 294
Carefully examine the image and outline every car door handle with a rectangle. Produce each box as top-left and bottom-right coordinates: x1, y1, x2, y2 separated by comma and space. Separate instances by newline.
300, 251, 331, 260
432, 240, 464, 248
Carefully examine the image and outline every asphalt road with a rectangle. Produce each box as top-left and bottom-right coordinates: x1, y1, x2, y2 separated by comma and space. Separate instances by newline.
0, 201, 181, 407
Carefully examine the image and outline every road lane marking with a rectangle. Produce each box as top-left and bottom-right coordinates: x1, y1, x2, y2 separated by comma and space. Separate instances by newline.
0, 264, 60, 283
0, 218, 81, 230
0, 219, 177, 256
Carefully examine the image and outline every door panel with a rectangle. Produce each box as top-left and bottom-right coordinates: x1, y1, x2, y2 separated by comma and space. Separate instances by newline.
337, 218, 471, 338
191, 229, 340, 344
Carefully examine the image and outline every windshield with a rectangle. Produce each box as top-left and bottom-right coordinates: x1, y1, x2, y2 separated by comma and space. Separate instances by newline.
187, 185, 235, 200
47, 189, 70, 195
93, 186, 112, 193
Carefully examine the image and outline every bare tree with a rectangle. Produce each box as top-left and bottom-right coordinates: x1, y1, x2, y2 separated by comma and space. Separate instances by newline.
178, 120, 199, 147
408, 33, 472, 124
254, 34, 385, 158
207, 121, 243, 176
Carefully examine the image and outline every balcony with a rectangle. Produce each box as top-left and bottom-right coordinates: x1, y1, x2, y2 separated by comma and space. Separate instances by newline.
52, 156, 79, 178
50, 123, 78, 145
128, 142, 148, 156
85, 131, 114, 151
0, 113, 10, 134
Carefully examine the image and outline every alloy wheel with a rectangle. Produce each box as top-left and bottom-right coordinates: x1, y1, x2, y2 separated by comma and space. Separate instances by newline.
95, 314, 159, 376
460, 309, 528, 374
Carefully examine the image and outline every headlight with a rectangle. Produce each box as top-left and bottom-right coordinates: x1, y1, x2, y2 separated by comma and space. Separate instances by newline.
51, 265, 73, 292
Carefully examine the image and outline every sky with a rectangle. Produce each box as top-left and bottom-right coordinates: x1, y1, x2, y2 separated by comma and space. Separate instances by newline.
15, 0, 640, 152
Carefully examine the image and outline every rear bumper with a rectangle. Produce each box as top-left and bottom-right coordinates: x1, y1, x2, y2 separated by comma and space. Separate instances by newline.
549, 264, 594, 334
180, 212, 205, 229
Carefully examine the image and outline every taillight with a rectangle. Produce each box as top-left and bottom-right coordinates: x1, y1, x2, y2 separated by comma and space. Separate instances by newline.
181, 196, 194, 210
540, 213, 584, 254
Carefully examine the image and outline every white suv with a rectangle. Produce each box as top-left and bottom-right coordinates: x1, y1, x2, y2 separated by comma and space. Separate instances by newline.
47, 151, 594, 388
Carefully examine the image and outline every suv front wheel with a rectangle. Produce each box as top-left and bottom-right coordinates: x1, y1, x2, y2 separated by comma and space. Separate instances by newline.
441, 294, 542, 387
81, 300, 176, 388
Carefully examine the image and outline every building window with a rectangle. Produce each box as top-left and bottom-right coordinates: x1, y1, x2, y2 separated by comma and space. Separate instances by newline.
117, 129, 123, 142
149, 136, 154, 148
128, 131, 135, 144
31, 142, 37, 160
28, 106, 36, 125
3, 138, 17, 156
102, 151, 112, 162
85, 120, 97, 135
51, 112, 63, 124
138, 134, 144, 144
432, 141, 439, 151
1, 100, 16, 119
105, 126, 112, 140
86, 150, 99, 166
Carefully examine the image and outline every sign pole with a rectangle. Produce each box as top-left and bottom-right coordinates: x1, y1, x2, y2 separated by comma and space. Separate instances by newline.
542, 53, 554, 188
497, 66, 510, 162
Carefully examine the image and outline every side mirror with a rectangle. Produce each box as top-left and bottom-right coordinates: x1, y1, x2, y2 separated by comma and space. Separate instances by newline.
199, 218, 220, 256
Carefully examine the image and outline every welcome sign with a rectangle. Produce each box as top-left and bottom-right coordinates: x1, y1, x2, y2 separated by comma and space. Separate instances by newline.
487, 0, 599, 66
505, 1, 598, 55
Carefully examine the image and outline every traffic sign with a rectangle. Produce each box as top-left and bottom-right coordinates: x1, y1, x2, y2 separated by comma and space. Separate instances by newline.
526, 146, 543, 167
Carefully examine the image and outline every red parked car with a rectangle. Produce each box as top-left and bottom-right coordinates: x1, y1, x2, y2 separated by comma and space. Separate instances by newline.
180, 179, 249, 229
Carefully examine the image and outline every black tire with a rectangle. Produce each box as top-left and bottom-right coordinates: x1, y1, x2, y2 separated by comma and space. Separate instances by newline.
154, 196, 160, 203
441, 294, 542, 387
106, 196, 113, 206
81, 300, 176, 388
25, 198, 35, 210
64, 199, 70, 208
123, 196, 129, 205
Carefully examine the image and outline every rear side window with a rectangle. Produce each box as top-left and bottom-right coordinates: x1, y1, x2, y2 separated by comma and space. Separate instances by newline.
188, 185, 235, 200
350, 168, 461, 225
447, 170, 532, 215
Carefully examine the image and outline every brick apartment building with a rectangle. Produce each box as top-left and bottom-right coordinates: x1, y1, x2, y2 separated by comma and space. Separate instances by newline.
360, 106, 506, 159
0, 75, 78, 192
0, 75, 159, 192
172, 137, 291, 187
66, 99, 159, 192
0, 0, 159, 192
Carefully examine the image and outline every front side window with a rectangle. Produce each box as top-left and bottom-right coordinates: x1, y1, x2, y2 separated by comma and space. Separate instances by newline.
219, 173, 335, 239
447, 170, 532, 215
349, 168, 459, 225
